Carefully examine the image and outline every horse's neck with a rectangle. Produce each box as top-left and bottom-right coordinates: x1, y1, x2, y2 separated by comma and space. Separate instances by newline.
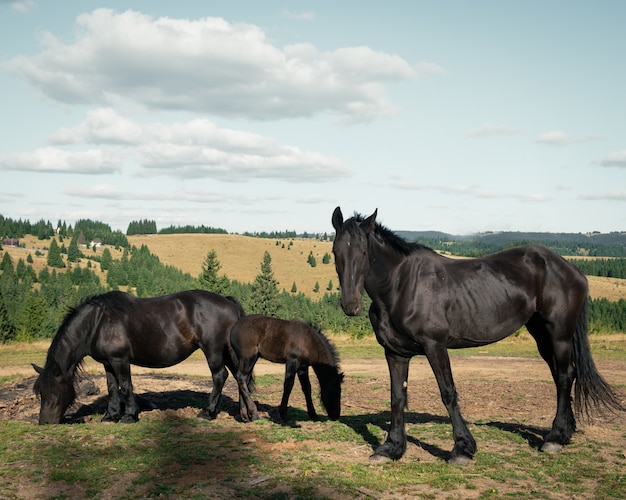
366, 236, 408, 293
50, 331, 89, 379
311, 362, 338, 381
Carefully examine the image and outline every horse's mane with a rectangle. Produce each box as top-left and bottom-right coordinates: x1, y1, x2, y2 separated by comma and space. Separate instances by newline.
308, 323, 341, 370
350, 212, 433, 257
43, 291, 135, 382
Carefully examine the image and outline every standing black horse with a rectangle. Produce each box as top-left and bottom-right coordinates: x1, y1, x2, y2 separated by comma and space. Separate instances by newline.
332, 207, 623, 463
33, 290, 245, 424
230, 314, 343, 423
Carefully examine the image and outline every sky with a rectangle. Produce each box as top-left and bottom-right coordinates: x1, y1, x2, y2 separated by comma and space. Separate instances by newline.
1, 1, 625, 235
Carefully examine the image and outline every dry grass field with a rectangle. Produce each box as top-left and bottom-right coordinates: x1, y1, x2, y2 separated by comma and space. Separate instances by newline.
3, 233, 626, 301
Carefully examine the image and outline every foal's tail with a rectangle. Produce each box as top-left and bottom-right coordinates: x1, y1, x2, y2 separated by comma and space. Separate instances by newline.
573, 296, 624, 420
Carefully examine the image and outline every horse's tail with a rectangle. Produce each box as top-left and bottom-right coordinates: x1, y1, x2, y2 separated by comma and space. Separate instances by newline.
573, 296, 624, 420
225, 296, 246, 318
223, 296, 255, 393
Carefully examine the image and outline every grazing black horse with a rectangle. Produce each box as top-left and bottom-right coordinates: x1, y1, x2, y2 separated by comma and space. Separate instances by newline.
33, 290, 245, 424
332, 207, 623, 463
230, 314, 343, 423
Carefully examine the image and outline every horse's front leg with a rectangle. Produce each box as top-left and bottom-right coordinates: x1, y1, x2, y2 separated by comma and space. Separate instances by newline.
372, 349, 410, 461
423, 340, 476, 463
297, 365, 318, 421
102, 363, 121, 422
279, 358, 298, 422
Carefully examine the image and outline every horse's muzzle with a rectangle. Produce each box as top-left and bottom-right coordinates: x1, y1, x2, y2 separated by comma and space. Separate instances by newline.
340, 297, 362, 316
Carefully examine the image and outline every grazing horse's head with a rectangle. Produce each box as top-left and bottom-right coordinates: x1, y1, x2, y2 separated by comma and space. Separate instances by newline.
331, 206, 377, 316
320, 370, 344, 420
33, 363, 76, 424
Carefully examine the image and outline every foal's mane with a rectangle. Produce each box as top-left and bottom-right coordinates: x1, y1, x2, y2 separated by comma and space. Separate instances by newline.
349, 213, 433, 257
308, 323, 340, 370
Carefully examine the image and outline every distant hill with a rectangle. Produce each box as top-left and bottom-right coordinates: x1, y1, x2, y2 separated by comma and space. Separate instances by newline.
396, 231, 626, 257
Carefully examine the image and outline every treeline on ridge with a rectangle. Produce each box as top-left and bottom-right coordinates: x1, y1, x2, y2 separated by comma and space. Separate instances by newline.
1, 238, 625, 344
399, 231, 626, 257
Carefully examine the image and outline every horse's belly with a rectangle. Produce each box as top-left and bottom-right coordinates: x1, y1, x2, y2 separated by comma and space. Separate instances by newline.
130, 347, 197, 368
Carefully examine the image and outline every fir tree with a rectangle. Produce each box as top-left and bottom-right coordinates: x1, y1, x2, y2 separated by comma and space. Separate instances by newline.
46, 239, 65, 268
198, 250, 230, 295
67, 236, 80, 262
100, 248, 113, 271
251, 251, 279, 316
0, 295, 16, 343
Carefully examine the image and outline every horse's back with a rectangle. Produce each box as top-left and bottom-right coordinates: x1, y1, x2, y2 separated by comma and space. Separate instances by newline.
231, 315, 310, 363
92, 290, 240, 368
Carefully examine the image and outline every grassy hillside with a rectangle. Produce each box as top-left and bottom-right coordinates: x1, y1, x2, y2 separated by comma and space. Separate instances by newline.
3, 233, 626, 301
127, 233, 336, 297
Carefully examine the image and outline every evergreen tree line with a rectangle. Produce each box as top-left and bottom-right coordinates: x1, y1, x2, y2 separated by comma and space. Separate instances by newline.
1, 236, 625, 343
126, 219, 158, 235
568, 258, 626, 279
404, 232, 626, 258
0, 215, 54, 240
159, 224, 228, 235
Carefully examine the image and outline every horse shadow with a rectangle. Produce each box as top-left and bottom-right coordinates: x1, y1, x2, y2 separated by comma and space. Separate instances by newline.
68, 377, 289, 425
339, 411, 549, 461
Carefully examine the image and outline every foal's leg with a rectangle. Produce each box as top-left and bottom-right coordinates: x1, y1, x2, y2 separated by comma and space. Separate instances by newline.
102, 363, 121, 422
423, 341, 476, 464
297, 365, 318, 421
279, 358, 299, 422
236, 355, 260, 422
371, 349, 410, 461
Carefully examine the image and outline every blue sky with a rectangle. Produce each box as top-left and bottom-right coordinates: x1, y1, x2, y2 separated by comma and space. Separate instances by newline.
1, 1, 624, 235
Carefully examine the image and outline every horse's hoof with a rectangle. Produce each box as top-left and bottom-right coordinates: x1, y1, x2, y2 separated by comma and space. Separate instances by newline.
448, 455, 473, 465
541, 442, 564, 453
120, 415, 138, 424
369, 453, 393, 464
197, 409, 217, 420
101, 413, 118, 423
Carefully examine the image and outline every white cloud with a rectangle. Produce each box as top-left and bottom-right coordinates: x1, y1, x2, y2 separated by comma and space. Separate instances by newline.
50, 108, 143, 145
6, 9, 421, 122
598, 150, 626, 167
467, 124, 519, 138
2, 0, 36, 13
281, 10, 315, 21
580, 191, 626, 201
389, 180, 548, 202
0, 147, 120, 174
2, 109, 352, 182
536, 130, 600, 146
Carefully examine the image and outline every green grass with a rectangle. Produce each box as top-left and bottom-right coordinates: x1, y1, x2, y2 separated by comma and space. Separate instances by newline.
1, 335, 624, 498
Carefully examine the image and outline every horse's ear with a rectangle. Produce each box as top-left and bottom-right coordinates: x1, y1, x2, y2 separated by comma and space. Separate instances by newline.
361, 208, 378, 233
332, 206, 344, 231
32, 363, 44, 375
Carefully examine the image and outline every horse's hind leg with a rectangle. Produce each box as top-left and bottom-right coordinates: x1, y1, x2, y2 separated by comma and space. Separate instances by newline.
116, 362, 140, 423
527, 316, 576, 452
297, 365, 318, 421
236, 355, 260, 422
102, 364, 121, 422
198, 348, 230, 420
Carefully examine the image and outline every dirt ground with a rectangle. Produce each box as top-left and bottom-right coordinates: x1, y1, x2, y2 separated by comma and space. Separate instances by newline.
1, 356, 625, 499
